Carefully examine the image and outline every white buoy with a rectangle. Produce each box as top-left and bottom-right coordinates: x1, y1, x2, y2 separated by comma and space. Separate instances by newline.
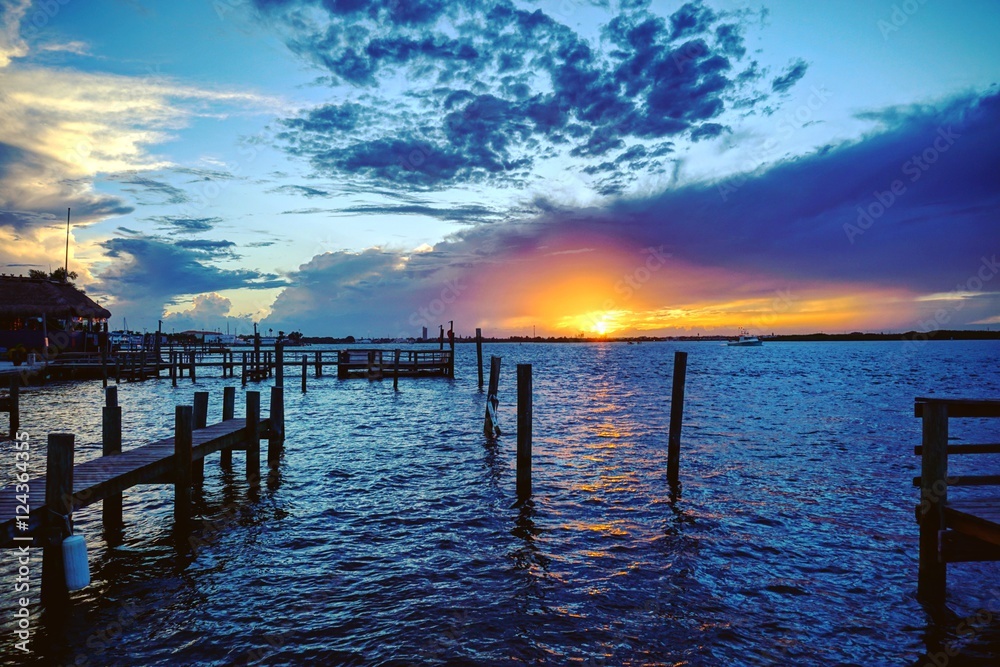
62, 534, 90, 591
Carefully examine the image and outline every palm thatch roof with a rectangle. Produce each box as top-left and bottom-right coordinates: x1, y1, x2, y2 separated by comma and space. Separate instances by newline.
0, 276, 111, 319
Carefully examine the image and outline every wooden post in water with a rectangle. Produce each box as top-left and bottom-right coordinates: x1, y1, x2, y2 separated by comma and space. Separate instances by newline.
100, 331, 109, 389
174, 406, 193, 530
220, 386, 235, 467
484, 355, 501, 437
102, 386, 123, 541
170, 352, 177, 386
8, 374, 19, 436
41, 433, 74, 606
476, 328, 484, 390
667, 351, 688, 486
315, 351, 322, 378
516, 364, 533, 501
275, 341, 284, 387
192, 391, 209, 487
393, 349, 400, 391
918, 401, 948, 603
268, 386, 284, 467
246, 391, 260, 485
439, 325, 444, 350
189, 351, 196, 383
301, 355, 308, 393
241, 352, 247, 386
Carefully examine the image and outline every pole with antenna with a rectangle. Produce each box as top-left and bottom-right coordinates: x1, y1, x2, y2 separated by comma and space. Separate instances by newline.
64, 208, 71, 281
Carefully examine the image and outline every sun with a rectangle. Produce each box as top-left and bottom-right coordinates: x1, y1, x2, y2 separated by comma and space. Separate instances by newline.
593, 320, 608, 335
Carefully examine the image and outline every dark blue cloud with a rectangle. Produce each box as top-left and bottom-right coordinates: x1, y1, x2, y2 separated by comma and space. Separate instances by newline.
95, 235, 286, 314
771, 58, 808, 93
260, 0, 775, 191
150, 216, 222, 233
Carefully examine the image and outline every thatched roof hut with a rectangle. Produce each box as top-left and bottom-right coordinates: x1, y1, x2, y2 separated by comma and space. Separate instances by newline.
0, 276, 111, 320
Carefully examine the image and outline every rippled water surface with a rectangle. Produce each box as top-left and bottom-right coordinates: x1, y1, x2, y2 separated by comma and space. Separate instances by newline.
3, 341, 1000, 666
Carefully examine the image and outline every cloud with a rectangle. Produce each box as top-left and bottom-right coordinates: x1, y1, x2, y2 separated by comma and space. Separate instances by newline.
163, 292, 254, 333
336, 202, 503, 224
150, 216, 222, 233
262, 91, 1000, 335
92, 234, 286, 320
120, 175, 190, 205
771, 58, 808, 93
0, 0, 30, 67
259, 0, 773, 192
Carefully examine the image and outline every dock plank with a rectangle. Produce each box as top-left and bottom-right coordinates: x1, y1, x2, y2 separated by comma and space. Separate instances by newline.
0, 417, 264, 546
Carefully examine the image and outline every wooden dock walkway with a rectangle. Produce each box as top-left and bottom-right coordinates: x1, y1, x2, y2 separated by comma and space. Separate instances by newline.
914, 396, 1000, 602
337, 348, 453, 379
0, 385, 284, 604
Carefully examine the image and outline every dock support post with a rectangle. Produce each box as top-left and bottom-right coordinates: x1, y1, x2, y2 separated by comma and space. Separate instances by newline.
268, 386, 284, 467
516, 364, 532, 501
667, 351, 688, 486
918, 402, 948, 603
476, 328, 484, 390
301, 355, 308, 393
189, 351, 196, 383
484, 356, 501, 437
338, 351, 348, 379
8, 374, 19, 437
241, 352, 247, 386
170, 352, 177, 386
42, 433, 74, 606
174, 406, 193, 531
275, 341, 284, 387
393, 349, 400, 391
316, 351, 322, 378
102, 387, 123, 541
192, 391, 209, 487
246, 391, 260, 485
220, 386, 235, 467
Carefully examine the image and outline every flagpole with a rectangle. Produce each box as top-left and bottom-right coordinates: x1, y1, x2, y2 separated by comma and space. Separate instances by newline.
64, 207, 71, 281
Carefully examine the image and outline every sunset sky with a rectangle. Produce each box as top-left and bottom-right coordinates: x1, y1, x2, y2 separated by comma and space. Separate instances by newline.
1, 0, 998, 337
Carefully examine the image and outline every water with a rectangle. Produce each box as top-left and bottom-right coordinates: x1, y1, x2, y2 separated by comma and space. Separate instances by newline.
2, 341, 1000, 666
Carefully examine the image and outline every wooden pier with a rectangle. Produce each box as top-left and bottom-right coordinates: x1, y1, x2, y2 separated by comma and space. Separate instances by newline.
914, 396, 1000, 602
0, 385, 284, 603
337, 349, 454, 379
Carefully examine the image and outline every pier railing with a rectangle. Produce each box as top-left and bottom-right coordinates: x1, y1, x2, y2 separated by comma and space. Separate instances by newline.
914, 397, 1000, 602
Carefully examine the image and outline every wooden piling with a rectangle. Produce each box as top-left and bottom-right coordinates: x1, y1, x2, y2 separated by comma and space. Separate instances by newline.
221, 386, 235, 467
174, 406, 193, 530
476, 328, 484, 390
246, 391, 260, 485
170, 352, 177, 386
393, 348, 400, 391
667, 351, 688, 486
241, 352, 247, 386
301, 355, 308, 393
102, 387, 123, 540
268, 386, 284, 467
275, 341, 284, 387
516, 364, 532, 501
8, 374, 18, 436
42, 433, 74, 606
192, 391, 209, 487
918, 402, 948, 602
484, 356, 501, 437
315, 351, 322, 378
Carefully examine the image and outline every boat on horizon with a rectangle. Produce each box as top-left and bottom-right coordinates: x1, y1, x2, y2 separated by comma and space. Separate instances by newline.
727, 329, 763, 346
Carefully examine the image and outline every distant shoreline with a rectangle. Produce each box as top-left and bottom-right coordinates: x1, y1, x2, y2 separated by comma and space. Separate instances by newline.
301, 329, 1000, 345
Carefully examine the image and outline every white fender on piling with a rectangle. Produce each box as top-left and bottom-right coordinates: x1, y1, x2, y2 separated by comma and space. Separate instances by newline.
62, 534, 90, 591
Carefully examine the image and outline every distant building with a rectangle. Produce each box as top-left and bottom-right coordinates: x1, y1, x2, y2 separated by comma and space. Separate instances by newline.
0, 275, 111, 352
